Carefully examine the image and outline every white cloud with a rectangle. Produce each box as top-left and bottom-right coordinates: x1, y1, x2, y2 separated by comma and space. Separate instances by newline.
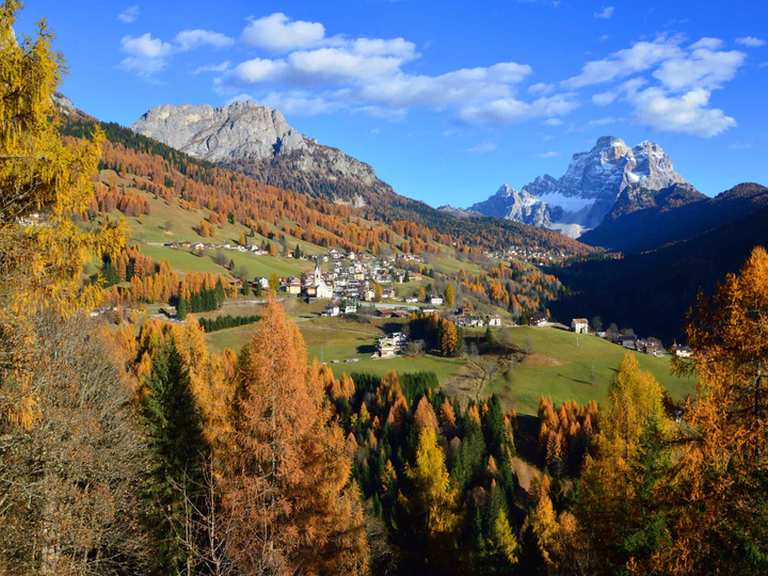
194, 61, 231, 75
538, 150, 560, 158
242, 13, 325, 52
232, 58, 287, 83
529, 82, 554, 95
736, 36, 766, 48
690, 37, 723, 50
564, 37, 683, 88
120, 29, 235, 77
544, 117, 562, 126
467, 141, 498, 154
260, 91, 339, 116
120, 33, 173, 75
594, 6, 615, 19
592, 91, 617, 105
652, 44, 744, 91
459, 93, 578, 125
175, 29, 234, 51
625, 84, 736, 137
217, 14, 575, 124
588, 116, 621, 126
118, 5, 139, 24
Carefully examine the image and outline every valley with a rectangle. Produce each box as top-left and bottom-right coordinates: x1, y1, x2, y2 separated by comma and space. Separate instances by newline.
4, 3, 767, 573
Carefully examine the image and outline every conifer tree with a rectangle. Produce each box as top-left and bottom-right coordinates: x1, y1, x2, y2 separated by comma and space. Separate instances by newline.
142, 339, 208, 575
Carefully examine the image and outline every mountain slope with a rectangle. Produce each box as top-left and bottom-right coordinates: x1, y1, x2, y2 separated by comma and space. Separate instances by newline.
581, 182, 768, 253
470, 136, 688, 234
550, 202, 768, 342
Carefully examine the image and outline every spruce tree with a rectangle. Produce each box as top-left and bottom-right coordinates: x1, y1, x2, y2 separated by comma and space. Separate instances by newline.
143, 340, 208, 575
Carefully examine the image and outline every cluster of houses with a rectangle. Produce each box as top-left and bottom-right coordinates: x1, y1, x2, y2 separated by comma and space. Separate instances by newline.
455, 313, 503, 328
521, 315, 694, 358
253, 251, 435, 310
488, 245, 571, 266
164, 240, 270, 256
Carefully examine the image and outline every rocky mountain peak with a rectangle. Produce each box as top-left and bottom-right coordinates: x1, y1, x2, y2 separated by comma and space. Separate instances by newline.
131, 101, 395, 205
469, 136, 689, 236
133, 101, 306, 163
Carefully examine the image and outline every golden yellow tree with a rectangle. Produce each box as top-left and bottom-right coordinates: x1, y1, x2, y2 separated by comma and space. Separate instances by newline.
444, 283, 456, 308
0, 0, 124, 429
653, 246, 768, 575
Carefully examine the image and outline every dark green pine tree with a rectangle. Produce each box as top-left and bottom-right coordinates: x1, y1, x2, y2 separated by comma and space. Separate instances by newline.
143, 340, 208, 575
176, 295, 187, 320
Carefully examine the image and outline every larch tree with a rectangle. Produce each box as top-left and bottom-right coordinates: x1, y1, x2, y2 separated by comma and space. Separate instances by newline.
653, 246, 768, 575
574, 353, 672, 575
444, 283, 456, 308
223, 298, 369, 576
398, 426, 460, 571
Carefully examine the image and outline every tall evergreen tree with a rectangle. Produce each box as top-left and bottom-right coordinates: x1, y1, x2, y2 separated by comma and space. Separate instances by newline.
143, 340, 208, 575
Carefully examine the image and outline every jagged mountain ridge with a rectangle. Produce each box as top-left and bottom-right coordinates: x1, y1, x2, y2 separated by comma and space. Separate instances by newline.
469, 136, 688, 235
468, 184, 555, 227
133, 101, 391, 207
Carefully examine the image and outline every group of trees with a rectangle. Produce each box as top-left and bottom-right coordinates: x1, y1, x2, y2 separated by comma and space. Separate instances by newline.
175, 279, 226, 319
322, 369, 521, 574
408, 312, 464, 357
197, 314, 260, 333
459, 261, 562, 321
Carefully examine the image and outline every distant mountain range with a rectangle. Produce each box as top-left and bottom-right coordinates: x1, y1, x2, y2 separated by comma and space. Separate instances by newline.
133, 101, 389, 208
464, 136, 688, 237
129, 101, 592, 257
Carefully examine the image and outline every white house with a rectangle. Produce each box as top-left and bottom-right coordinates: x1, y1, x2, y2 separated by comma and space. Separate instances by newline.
571, 318, 589, 334
486, 316, 502, 327
429, 296, 444, 306
376, 332, 407, 358
323, 305, 340, 317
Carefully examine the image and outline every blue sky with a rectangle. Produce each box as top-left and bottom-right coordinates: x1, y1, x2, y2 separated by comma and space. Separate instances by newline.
18, 0, 768, 206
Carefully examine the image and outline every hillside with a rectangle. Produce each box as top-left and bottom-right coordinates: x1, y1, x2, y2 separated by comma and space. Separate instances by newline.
581, 182, 768, 253
550, 204, 768, 342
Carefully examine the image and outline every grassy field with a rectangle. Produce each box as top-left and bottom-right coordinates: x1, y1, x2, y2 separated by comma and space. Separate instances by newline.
223, 251, 313, 278
483, 326, 696, 415
205, 311, 466, 383
138, 244, 226, 273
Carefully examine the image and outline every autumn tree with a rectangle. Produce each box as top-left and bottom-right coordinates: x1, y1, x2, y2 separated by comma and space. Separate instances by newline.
653, 246, 768, 575
223, 299, 368, 575
0, 315, 150, 575
576, 354, 670, 575
445, 283, 456, 308
397, 427, 460, 572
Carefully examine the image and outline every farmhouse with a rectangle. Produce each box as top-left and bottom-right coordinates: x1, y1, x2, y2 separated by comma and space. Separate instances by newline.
376, 332, 407, 358
571, 318, 589, 334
